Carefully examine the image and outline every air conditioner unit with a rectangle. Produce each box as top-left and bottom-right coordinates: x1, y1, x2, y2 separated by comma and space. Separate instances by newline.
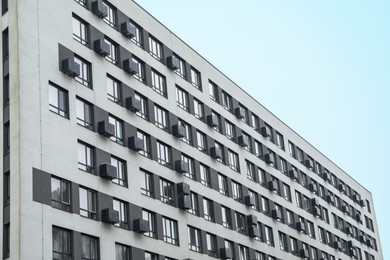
219, 248, 233, 259
98, 120, 115, 137
352, 193, 360, 202
339, 183, 346, 193
237, 135, 249, 147
207, 114, 219, 127
342, 205, 350, 215
289, 169, 298, 181
323, 171, 331, 182
172, 124, 186, 138
360, 199, 366, 207
260, 126, 272, 138
92, 0, 108, 18
210, 146, 222, 159
177, 182, 190, 195
246, 214, 257, 226
61, 58, 80, 78
350, 247, 357, 258
345, 226, 353, 236
234, 107, 245, 119
178, 195, 191, 210
268, 180, 278, 192
125, 96, 141, 112
296, 221, 306, 233
175, 160, 189, 173
244, 195, 255, 207
123, 59, 139, 75
300, 249, 309, 259
121, 22, 136, 38
356, 213, 362, 223
94, 39, 110, 57
271, 209, 282, 221
366, 238, 373, 247
166, 55, 180, 70
305, 159, 314, 169
99, 163, 117, 180
133, 219, 149, 233
326, 194, 335, 205
309, 182, 317, 194
359, 234, 366, 243
248, 226, 260, 238
311, 198, 320, 207
333, 241, 342, 251
264, 153, 275, 165
101, 208, 119, 224
128, 136, 144, 151
312, 206, 321, 218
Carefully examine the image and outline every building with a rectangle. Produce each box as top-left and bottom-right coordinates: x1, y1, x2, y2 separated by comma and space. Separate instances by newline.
0, 0, 383, 259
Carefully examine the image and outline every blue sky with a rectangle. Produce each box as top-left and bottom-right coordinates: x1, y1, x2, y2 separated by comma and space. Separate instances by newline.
135, 1, 390, 258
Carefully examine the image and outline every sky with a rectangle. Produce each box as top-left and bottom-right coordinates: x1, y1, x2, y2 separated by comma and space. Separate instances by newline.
135, 0, 390, 258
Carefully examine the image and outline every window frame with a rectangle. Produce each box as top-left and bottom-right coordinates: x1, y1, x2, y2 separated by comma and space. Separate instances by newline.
49, 82, 69, 118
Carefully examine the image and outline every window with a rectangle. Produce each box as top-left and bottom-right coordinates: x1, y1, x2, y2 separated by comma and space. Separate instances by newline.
51, 177, 71, 211
107, 75, 121, 103
288, 141, 295, 158
3, 122, 9, 155
81, 234, 99, 260
251, 113, 260, 130
74, 55, 92, 88
209, 81, 218, 102
221, 206, 232, 228
218, 174, 228, 196
188, 226, 202, 252
263, 123, 273, 141
322, 208, 329, 223
199, 164, 210, 187
190, 67, 201, 89
137, 130, 150, 157
303, 195, 311, 212
134, 92, 148, 119
307, 221, 315, 238
181, 154, 195, 179
261, 196, 270, 214
102, 0, 116, 27
225, 120, 235, 140
173, 53, 186, 78
154, 105, 169, 131
145, 252, 158, 260
224, 240, 234, 258
275, 132, 284, 149
76, 98, 93, 129
115, 243, 130, 260
78, 141, 94, 173
248, 190, 258, 210
264, 225, 274, 246
279, 157, 287, 174
149, 35, 163, 61
254, 141, 263, 157
142, 210, 156, 238
255, 251, 265, 260
156, 141, 171, 167
129, 20, 143, 46
104, 37, 118, 64
151, 69, 166, 96
113, 198, 128, 229
111, 156, 126, 186
3, 75, 9, 107
238, 245, 249, 260
289, 237, 298, 254
193, 98, 204, 119
196, 130, 207, 152
2, 28, 8, 60
222, 91, 232, 111
131, 56, 144, 81
160, 178, 174, 205
203, 197, 214, 222
295, 191, 302, 208
228, 150, 239, 171
211, 111, 221, 132
279, 232, 287, 251
206, 233, 217, 257
175, 86, 188, 110
318, 226, 325, 243
246, 160, 255, 181
238, 104, 249, 123
214, 142, 224, 163
231, 181, 242, 202
3, 172, 10, 206
140, 169, 153, 197
49, 83, 68, 118
282, 183, 291, 201
286, 209, 294, 227
52, 226, 72, 260
79, 187, 97, 219
235, 212, 247, 234
242, 132, 252, 152
297, 147, 304, 163
178, 119, 192, 144
162, 217, 179, 245
187, 192, 198, 215
74, 0, 86, 6
109, 115, 124, 145
73, 15, 88, 45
